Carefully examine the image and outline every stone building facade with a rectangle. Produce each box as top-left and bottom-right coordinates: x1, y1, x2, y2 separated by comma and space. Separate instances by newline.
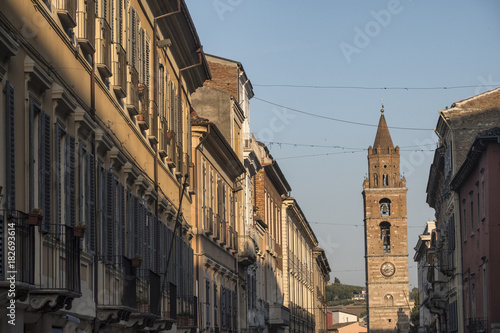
282, 197, 317, 333
0, 0, 209, 331
425, 87, 500, 333
362, 108, 411, 333
313, 247, 331, 333
450, 127, 500, 333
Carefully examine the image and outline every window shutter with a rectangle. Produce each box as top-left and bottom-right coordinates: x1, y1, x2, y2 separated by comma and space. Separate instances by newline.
104, 170, 115, 263
5, 81, 15, 212
55, 124, 63, 235
117, 183, 125, 256
178, 234, 184, 290
188, 246, 193, 299
167, 227, 173, 284
233, 290, 237, 330
65, 134, 76, 226
140, 28, 144, 84
134, 198, 141, 258
86, 153, 96, 253
145, 210, 151, 270
39, 112, 51, 232
0, 215, 4, 280
126, 191, 135, 257
117, 0, 123, 45
145, 35, 150, 87
110, 0, 114, 41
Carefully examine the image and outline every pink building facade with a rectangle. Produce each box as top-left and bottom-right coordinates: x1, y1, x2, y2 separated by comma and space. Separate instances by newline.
451, 127, 500, 333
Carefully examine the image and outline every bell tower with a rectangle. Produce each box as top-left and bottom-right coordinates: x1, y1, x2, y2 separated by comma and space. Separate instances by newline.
362, 106, 411, 333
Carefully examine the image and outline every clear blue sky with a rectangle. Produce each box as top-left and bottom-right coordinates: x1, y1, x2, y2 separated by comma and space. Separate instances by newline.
185, 0, 500, 288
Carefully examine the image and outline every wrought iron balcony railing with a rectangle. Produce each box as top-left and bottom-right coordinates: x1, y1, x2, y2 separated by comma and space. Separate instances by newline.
95, 17, 112, 77
467, 318, 488, 333
0, 210, 35, 287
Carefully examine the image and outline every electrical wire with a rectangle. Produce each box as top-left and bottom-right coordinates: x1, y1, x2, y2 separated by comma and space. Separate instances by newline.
253, 84, 481, 90
254, 97, 433, 131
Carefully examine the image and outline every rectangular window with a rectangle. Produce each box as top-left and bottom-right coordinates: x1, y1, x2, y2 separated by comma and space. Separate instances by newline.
5, 81, 15, 212
462, 200, 467, 240
481, 177, 485, 219
39, 111, 52, 233
214, 283, 218, 327
470, 192, 474, 234
205, 280, 210, 327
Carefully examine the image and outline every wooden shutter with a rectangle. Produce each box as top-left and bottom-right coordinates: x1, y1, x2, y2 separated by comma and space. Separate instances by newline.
126, 191, 134, 257
39, 112, 51, 232
86, 152, 96, 253
55, 124, 63, 234
104, 170, 115, 263
117, 183, 125, 256
0, 215, 4, 280
5, 81, 15, 212
167, 227, 174, 284
117, 0, 123, 45
65, 134, 76, 226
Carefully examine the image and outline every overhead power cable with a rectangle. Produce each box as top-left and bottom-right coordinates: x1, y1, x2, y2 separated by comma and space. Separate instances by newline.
253, 84, 481, 90
253, 97, 433, 131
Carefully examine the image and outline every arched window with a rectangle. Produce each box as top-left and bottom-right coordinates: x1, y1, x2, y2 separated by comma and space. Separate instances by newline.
380, 222, 391, 252
383, 174, 388, 186
384, 294, 394, 306
379, 198, 391, 216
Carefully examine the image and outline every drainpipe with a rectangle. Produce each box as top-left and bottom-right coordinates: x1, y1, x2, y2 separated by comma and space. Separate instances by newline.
90, 51, 99, 333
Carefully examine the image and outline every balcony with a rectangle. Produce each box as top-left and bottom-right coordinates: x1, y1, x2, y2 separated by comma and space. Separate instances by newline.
467, 318, 488, 333
0, 210, 35, 303
30, 224, 81, 312
56, 0, 77, 29
96, 256, 136, 324
269, 303, 290, 327
228, 226, 238, 253
203, 207, 214, 235
137, 84, 150, 130
126, 65, 139, 116
95, 18, 112, 78
112, 44, 127, 98
213, 215, 221, 240
127, 269, 162, 330
76, 6, 95, 54
219, 219, 227, 246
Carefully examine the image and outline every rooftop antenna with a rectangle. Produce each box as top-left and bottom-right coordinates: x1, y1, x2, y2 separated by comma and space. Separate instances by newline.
381, 98, 384, 114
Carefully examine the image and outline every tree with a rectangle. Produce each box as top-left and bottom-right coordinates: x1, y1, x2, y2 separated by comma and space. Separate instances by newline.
409, 287, 419, 333
334, 277, 340, 284
325, 274, 330, 282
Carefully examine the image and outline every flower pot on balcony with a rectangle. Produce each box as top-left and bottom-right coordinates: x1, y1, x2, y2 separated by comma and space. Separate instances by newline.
73, 222, 88, 238
166, 131, 173, 139
131, 256, 142, 268
136, 114, 144, 122
138, 304, 149, 313
28, 208, 43, 226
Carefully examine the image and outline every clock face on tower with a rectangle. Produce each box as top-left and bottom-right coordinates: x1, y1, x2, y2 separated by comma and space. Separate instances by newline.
380, 262, 395, 277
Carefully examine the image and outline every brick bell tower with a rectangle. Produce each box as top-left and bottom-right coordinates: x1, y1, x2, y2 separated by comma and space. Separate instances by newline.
362, 106, 411, 333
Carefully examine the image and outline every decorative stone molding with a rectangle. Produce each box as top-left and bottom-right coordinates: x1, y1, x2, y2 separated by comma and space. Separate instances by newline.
109, 146, 127, 170
95, 128, 114, 156
97, 308, 132, 325
29, 293, 74, 312
24, 55, 52, 94
123, 162, 140, 184
74, 106, 96, 140
52, 82, 77, 119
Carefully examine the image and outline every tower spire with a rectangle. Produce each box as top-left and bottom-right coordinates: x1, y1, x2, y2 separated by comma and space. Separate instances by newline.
373, 105, 394, 150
